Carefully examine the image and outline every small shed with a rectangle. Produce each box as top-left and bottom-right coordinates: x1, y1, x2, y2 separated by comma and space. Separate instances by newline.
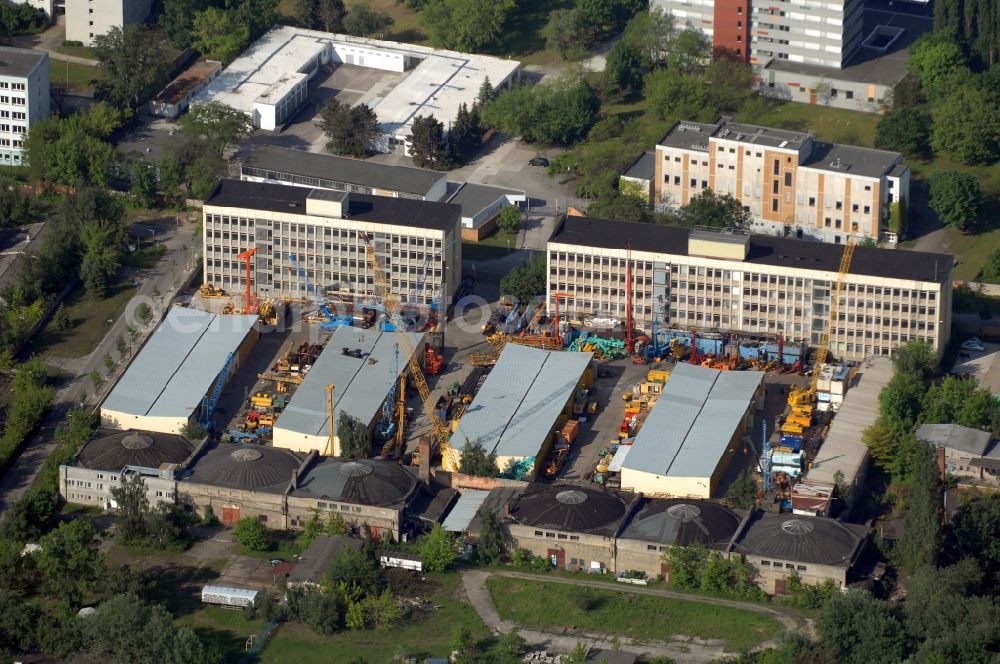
201, 585, 258, 609
381, 551, 423, 572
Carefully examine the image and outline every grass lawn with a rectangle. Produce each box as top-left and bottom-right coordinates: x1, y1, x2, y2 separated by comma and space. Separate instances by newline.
259, 573, 493, 663
904, 225, 999, 282
49, 59, 100, 89
35, 280, 138, 358
55, 43, 97, 59
462, 226, 519, 261
736, 99, 880, 147
486, 577, 784, 653
489, 0, 575, 65
176, 605, 265, 664
279, 0, 428, 44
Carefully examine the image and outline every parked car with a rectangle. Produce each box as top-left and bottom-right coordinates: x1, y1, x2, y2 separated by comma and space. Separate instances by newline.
960, 340, 985, 352
269, 558, 284, 567
528, 157, 549, 167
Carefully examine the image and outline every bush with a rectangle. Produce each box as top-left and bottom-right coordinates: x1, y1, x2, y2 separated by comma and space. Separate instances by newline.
234, 516, 270, 552
62, 40, 85, 47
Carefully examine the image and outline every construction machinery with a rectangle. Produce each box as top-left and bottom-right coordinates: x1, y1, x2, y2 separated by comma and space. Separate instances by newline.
236, 247, 259, 314
359, 231, 455, 469
200, 284, 228, 298
325, 384, 335, 456
424, 347, 444, 375
258, 298, 278, 326
788, 236, 857, 406
375, 345, 400, 444
197, 352, 234, 431
289, 254, 352, 331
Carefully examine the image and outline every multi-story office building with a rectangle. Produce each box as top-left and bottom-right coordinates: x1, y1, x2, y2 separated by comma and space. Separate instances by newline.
547, 217, 952, 362
65, 0, 154, 46
655, 118, 909, 244
653, 0, 863, 68
202, 179, 462, 309
0, 47, 48, 165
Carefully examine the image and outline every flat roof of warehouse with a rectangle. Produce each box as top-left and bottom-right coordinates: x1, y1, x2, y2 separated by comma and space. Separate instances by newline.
241, 145, 445, 196
204, 179, 461, 231
193, 26, 519, 136
102, 308, 257, 419
623, 363, 763, 478
452, 345, 593, 459
808, 358, 892, 487
549, 216, 952, 284
274, 327, 424, 438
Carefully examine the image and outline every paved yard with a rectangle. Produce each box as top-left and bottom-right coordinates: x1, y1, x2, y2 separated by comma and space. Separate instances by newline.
951, 341, 1000, 394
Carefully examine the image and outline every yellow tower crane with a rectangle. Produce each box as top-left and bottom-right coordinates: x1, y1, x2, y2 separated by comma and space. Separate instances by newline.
358, 232, 458, 470
789, 235, 857, 405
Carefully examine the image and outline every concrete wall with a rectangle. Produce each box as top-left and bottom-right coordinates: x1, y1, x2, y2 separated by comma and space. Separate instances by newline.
60, 466, 176, 510
0, 51, 47, 164
66, 0, 154, 46
508, 523, 615, 573
746, 554, 848, 593
758, 66, 891, 114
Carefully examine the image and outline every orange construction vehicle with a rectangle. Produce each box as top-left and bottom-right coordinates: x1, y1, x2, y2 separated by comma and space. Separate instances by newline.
425, 347, 444, 375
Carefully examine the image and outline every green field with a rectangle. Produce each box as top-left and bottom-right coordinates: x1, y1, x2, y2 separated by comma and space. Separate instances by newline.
486, 577, 784, 653
737, 99, 880, 147
176, 605, 265, 664
35, 280, 138, 358
49, 59, 100, 89
259, 573, 494, 663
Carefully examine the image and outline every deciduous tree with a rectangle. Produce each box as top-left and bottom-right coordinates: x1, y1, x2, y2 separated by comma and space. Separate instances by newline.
110, 473, 149, 543
477, 504, 505, 564
874, 107, 932, 158
419, 523, 456, 572
724, 468, 757, 509
337, 412, 371, 458
93, 25, 163, 110
816, 591, 909, 664
344, 3, 393, 37
458, 439, 499, 477
496, 205, 520, 235
422, 0, 516, 52
907, 32, 969, 98
899, 442, 942, 572
37, 520, 105, 605
679, 190, 752, 232
928, 170, 983, 229
542, 9, 589, 60
602, 40, 643, 101
930, 83, 1000, 164
191, 7, 250, 62
179, 101, 254, 158
234, 516, 270, 552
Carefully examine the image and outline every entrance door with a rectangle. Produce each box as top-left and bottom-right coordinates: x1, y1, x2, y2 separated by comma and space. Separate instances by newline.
222, 505, 240, 527
547, 548, 565, 568
774, 578, 787, 595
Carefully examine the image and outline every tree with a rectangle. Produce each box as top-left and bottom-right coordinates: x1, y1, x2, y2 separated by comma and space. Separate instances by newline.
497, 206, 520, 235
337, 412, 371, 458
420, 523, 456, 572
179, 101, 254, 158
286, 587, 340, 634
110, 473, 149, 543
480, 78, 599, 145
816, 591, 909, 664
679, 190, 752, 232
422, 0, 516, 52
145, 503, 189, 549
863, 418, 916, 479
344, 3, 393, 37
0, 589, 39, 653
893, 340, 937, 380
23, 103, 123, 187
666, 28, 711, 73
874, 107, 932, 159
138, 302, 153, 324
878, 370, 925, 424
907, 31, 969, 98
946, 495, 1000, 589
93, 25, 163, 110
408, 115, 449, 169
458, 439, 499, 477
234, 516, 270, 552
297, 0, 348, 32
364, 589, 401, 629
55, 304, 72, 332
448, 102, 481, 159
602, 40, 643, 102
325, 545, 384, 599
899, 442, 942, 572
576, 0, 643, 38
930, 83, 1000, 165
920, 375, 994, 430
319, 100, 382, 157
191, 7, 250, 62
588, 192, 649, 222
79, 219, 124, 298
477, 504, 505, 564
0, 487, 57, 545
499, 254, 547, 305
622, 6, 676, 67
160, 0, 211, 49
543, 9, 589, 60
928, 170, 983, 229
725, 468, 757, 509
37, 520, 105, 605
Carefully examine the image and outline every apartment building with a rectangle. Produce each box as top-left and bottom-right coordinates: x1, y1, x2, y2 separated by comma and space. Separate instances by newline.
65, 0, 154, 46
655, 118, 909, 243
202, 179, 462, 309
0, 48, 48, 165
547, 217, 953, 362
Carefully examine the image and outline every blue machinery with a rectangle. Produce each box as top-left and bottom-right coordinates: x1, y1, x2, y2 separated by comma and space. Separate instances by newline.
759, 418, 774, 493
199, 351, 235, 431
375, 344, 400, 441
288, 254, 352, 331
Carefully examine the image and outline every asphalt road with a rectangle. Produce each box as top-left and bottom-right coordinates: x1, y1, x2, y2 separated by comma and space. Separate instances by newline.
0, 215, 200, 514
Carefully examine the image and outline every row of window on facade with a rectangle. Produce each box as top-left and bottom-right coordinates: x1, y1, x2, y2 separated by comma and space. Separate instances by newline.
533, 530, 581, 541
241, 167, 374, 194
316, 501, 365, 513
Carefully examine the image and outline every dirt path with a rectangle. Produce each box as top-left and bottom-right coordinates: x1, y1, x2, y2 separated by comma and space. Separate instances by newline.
460, 570, 813, 662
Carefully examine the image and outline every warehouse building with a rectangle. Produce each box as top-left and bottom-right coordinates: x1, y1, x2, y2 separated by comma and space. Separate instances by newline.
506, 483, 633, 573
451, 344, 593, 479
176, 445, 424, 539
446, 182, 527, 242
655, 118, 908, 244
101, 308, 258, 434
272, 326, 425, 456
620, 363, 764, 498
202, 179, 462, 309
547, 218, 953, 362
192, 25, 520, 151
59, 429, 197, 510
797, 357, 891, 510
917, 423, 1000, 485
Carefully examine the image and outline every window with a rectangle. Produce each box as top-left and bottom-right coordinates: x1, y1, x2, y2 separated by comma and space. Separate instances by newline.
771, 199, 779, 212
557, 533, 567, 540
784, 172, 792, 186
797, 565, 807, 571
647, 545, 657, 551
545, 532, 555, 538
534, 530, 543, 536
761, 560, 771, 566
808, 196, 815, 206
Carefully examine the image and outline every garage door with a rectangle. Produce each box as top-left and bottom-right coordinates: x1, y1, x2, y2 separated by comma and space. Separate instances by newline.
222, 505, 240, 527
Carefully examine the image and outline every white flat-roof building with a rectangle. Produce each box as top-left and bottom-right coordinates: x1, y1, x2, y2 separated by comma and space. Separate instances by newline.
101, 308, 258, 434
192, 26, 520, 154
452, 344, 594, 478
272, 326, 425, 456
621, 363, 764, 498
0, 47, 48, 165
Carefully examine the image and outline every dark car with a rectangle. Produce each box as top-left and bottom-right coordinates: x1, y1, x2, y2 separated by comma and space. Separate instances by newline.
528, 157, 549, 167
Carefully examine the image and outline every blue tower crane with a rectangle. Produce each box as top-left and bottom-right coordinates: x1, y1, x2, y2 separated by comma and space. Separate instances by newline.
375, 344, 400, 441
199, 351, 234, 431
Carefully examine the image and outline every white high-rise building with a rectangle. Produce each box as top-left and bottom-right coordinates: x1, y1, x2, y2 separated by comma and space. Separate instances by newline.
65, 0, 154, 46
0, 47, 49, 165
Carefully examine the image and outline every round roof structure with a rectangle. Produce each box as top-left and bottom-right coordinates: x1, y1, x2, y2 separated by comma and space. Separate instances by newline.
622, 499, 741, 547
293, 458, 418, 507
511, 484, 628, 534
189, 444, 301, 491
76, 429, 194, 471
737, 513, 863, 565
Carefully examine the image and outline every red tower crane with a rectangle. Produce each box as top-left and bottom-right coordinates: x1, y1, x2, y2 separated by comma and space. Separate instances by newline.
236, 247, 258, 314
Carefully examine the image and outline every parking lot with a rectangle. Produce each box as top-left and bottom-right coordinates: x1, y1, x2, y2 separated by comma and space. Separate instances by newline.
951, 338, 1000, 394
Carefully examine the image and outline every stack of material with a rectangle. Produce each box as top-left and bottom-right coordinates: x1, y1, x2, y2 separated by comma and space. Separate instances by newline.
816, 364, 850, 412
569, 335, 627, 359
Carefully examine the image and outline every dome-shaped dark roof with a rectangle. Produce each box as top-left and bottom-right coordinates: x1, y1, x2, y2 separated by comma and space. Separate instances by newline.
293, 458, 419, 507
187, 444, 302, 492
620, 498, 742, 547
510, 483, 628, 535
735, 512, 865, 565
76, 428, 194, 471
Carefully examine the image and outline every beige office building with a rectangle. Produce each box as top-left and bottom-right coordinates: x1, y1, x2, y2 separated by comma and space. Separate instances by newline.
655, 118, 909, 244
547, 218, 952, 362
65, 0, 154, 46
